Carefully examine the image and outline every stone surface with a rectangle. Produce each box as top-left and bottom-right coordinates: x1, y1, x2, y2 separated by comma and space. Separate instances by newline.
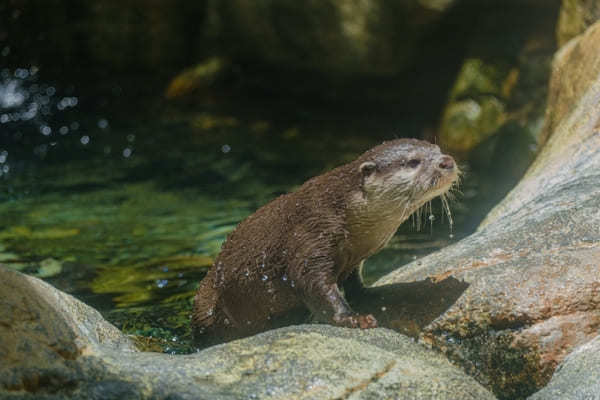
0, 266, 495, 399
556, 0, 600, 47
539, 20, 600, 146
376, 20, 600, 400
438, 58, 511, 155
528, 334, 600, 400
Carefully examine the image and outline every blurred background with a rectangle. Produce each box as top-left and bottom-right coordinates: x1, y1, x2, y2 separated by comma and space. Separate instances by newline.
0, 0, 571, 351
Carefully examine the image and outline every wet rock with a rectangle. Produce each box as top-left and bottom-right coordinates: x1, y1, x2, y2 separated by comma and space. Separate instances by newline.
0, 265, 137, 397
438, 58, 511, 155
189, 325, 496, 400
376, 20, 600, 399
165, 57, 229, 99
0, 266, 495, 399
556, 0, 600, 47
528, 334, 600, 400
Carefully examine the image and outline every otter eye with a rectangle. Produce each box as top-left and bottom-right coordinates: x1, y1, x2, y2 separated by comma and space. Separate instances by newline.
407, 159, 421, 168
359, 161, 377, 176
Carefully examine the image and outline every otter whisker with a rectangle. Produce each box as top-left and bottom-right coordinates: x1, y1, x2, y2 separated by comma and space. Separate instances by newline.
441, 193, 454, 233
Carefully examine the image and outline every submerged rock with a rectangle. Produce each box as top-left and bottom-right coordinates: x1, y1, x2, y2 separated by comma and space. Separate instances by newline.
376, 19, 600, 400
528, 334, 600, 400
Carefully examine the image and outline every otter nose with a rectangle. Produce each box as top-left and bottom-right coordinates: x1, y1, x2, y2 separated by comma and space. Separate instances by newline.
438, 156, 454, 170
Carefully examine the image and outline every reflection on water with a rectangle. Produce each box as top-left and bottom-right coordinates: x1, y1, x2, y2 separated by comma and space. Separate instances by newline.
0, 71, 473, 353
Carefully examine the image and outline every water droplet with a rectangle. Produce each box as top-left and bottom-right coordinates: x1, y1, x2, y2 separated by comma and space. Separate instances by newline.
80, 135, 90, 145
156, 279, 168, 288
207, 308, 214, 316
59, 126, 69, 135
261, 274, 268, 281
245, 270, 250, 277
126, 133, 135, 142
449, 233, 454, 239
381, 306, 387, 312
40, 125, 51, 136
70, 121, 80, 130
290, 280, 295, 288
282, 274, 288, 282
428, 214, 435, 221
122, 147, 132, 158
171, 336, 178, 342
221, 144, 231, 153
98, 118, 109, 129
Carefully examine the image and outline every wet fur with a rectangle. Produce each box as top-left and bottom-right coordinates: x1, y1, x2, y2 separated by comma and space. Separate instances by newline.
192, 139, 457, 344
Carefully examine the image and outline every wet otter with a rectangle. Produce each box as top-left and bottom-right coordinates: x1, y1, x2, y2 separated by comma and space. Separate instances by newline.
192, 139, 458, 344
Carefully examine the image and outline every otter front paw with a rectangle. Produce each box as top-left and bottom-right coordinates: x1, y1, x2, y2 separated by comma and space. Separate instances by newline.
333, 313, 378, 329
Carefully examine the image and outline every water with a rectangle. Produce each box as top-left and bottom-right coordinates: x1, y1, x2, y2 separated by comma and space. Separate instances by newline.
0, 69, 487, 353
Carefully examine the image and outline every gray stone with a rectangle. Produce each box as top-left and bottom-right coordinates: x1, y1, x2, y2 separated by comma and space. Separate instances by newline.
376, 20, 600, 399
528, 335, 600, 400
0, 266, 495, 399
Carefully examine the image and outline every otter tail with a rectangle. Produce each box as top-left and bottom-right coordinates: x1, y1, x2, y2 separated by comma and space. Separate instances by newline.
191, 272, 220, 338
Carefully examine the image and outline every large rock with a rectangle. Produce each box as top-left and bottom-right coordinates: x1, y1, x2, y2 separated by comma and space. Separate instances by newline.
528, 334, 600, 400
0, 266, 495, 399
211, 0, 455, 79
539, 21, 600, 146
556, 0, 600, 47
376, 20, 600, 399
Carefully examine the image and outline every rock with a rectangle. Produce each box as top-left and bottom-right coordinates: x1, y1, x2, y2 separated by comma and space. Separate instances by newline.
0, 265, 137, 396
165, 57, 229, 99
376, 20, 600, 399
556, 0, 600, 47
190, 325, 497, 400
438, 58, 511, 155
437, 3, 558, 157
211, 0, 455, 79
0, 266, 496, 399
528, 334, 600, 400
539, 21, 600, 146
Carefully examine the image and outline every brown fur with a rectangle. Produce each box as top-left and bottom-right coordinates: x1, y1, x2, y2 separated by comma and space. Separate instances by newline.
192, 139, 457, 344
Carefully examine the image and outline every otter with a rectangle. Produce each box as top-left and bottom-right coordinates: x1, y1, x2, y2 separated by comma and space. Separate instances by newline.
192, 139, 458, 344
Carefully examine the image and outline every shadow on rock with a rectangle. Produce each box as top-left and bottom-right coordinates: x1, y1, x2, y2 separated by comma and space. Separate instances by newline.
352, 277, 469, 338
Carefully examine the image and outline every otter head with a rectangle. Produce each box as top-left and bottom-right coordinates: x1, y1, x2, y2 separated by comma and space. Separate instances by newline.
357, 139, 458, 216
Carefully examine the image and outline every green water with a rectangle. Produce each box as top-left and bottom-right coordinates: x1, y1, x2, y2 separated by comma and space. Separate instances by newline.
0, 72, 486, 353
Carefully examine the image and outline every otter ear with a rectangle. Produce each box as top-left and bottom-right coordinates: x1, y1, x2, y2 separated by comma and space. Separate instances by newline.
359, 161, 377, 177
